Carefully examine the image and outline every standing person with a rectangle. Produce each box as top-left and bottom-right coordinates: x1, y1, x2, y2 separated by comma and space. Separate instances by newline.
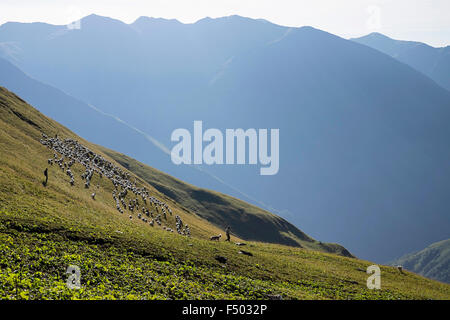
225, 226, 231, 242
43, 168, 48, 186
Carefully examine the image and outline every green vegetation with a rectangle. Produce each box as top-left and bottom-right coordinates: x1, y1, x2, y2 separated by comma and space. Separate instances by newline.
0, 86, 449, 300
101, 148, 351, 256
390, 239, 450, 284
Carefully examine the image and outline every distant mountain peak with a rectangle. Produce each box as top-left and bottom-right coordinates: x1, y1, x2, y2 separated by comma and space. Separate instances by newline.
351, 32, 450, 90
353, 32, 439, 49
282, 25, 340, 42
365, 32, 392, 39
195, 15, 266, 25
81, 13, 108, 21
132, 16, 182, 25
80, 14, 127, 27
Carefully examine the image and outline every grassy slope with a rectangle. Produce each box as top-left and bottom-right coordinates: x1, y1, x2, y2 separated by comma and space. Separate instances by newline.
390, 239, 450, 284
100, 148, 351, 256
0, 86, 449, 300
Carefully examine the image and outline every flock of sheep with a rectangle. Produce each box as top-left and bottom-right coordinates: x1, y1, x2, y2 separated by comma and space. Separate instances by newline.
40, 134, 409, 274
38, 133, 273, 270
39, 133, 253, 247
40, 133, 190, 237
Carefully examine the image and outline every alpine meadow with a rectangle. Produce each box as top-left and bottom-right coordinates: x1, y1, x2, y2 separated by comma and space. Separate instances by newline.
0, 1, 450, 303
0, 87, 448, 299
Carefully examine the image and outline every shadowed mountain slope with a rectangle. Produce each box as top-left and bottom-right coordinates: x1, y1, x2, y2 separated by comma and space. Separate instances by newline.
390, 239, 450, 284
0, 84, 351, 254
352, 32, 450, 91
1, 86, 449, 300
1, 16, 450, 262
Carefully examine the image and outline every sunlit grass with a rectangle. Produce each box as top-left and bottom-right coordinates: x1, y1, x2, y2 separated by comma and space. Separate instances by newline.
0, 86, 449, 300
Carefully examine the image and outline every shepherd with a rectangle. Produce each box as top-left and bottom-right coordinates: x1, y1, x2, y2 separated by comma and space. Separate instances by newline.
225, 226, 231, 242
43, 168, 48, 186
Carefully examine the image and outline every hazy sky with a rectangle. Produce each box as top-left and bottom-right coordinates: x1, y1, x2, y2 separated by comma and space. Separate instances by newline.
1, 0, 449, 47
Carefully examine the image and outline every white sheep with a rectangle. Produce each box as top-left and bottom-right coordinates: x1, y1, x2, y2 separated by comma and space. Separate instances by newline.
210, 234, 222, 241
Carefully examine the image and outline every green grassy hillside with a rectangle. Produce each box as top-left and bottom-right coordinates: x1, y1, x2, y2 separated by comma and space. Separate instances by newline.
0, 86, 449, 300
100, 148, 352, 256
390, 239, 450, 284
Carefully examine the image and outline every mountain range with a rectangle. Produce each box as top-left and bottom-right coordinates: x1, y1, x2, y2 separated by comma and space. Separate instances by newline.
1, 85, 448, 299
0, 15, 449, 262
0, 58, 332, 250
352, 32, 450, 91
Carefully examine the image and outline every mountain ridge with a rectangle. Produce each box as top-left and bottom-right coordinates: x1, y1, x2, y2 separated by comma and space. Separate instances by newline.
1, 15, 450, 262
390, 239, 450, 284
2, 80, 352, 256
352, 32, 450, 91
1, 85, 449, 300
